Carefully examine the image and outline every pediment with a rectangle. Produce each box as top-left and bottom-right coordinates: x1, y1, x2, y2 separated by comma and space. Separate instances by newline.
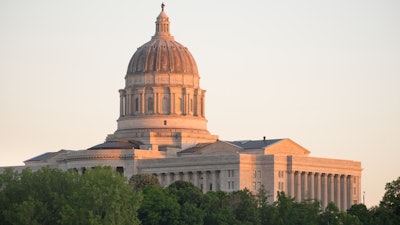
264, 139, 310, 156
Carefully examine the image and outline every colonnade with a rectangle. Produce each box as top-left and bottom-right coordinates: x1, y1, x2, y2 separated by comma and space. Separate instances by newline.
119, 88, 205, 117
287, 171, 358, 210
153, 170, 220, 193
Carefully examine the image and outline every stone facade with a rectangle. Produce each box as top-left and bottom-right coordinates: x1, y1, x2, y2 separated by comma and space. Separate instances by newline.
0, 5, 362, 211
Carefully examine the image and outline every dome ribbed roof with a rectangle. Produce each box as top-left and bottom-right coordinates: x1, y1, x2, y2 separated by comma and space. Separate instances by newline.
127, 39, 198, 75
126, 5, 198, 76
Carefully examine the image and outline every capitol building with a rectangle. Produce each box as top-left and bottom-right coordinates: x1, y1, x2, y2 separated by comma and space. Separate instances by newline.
1, 5, 362, 210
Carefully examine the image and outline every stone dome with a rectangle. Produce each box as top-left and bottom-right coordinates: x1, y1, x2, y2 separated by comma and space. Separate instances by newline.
126, 6, 198, 76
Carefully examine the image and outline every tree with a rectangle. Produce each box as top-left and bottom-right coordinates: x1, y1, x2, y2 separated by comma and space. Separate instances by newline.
76, 166, 142, 225
167, 181, 203, 206
319, 202, 341, 225
274, 191, 299, 225
129, 173, 161, 190
167, 181, 205, 225
380, 176, 400, 217
297, 199, 321, 225
231, 188, 261, 225
0, 166, 142, 225
257, 186, 277, 225
202, 191, 240, 225
347, 204, 373, 225
139, 185, 180, 225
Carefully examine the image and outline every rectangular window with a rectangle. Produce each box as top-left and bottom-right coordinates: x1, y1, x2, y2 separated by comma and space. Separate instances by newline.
278, 182, 284, 190
116, 167, 124, 175
257, 171, 261, 179
253, 182, 256, 190
253, 170, 257, 178
257, 182, 261, 190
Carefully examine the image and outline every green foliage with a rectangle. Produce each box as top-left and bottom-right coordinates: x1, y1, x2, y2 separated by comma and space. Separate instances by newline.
231, 188, 261, 225
139, 185, 180, 225
167, 181, 205, 225
347, 204, 373, 225
202, 191, 239, 225
380, 176, 400, 216
1, 169, 399, 225
129, 173, 161, 190
0, 166, 142, 225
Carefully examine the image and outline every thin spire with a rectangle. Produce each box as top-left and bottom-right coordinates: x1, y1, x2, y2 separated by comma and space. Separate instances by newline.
161, 2, 165, 11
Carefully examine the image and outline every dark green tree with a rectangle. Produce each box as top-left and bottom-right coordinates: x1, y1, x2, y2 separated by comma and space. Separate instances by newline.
0, 166, 142, 225
318, 201, 360, 225
202, 191, 239, 225
77, 166, 142, 225
139, 185, 180, 225
231, 188, 261, 225
167, 180, 203, 206
380, 176, 400, 217
167, 181, 205, 225
347, 204, 373, 225
129, 173, 161, 190
256, 185, 277, 225
297, 199, 321, 225
274, 191, 299, 225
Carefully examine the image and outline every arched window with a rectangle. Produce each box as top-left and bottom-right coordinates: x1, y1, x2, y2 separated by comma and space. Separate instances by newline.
148, 97, 154, 113
135, 98, 139, 113
179, 98, 183, 114
162, 96, 170, 114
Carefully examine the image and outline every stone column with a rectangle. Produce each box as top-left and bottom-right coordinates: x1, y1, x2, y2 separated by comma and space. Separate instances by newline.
296, 171, 302, 202
302, 172, 308, 200
183, 172, 189, 182
165, 173, 171, 187
315, 173, 321, 202
341, 175, 347, 210
126, 93, 130, 115
119, 90, 126, 116
212, 171, 217, 191
322, 173, 328, 208
288, 171, 295, 198
182, 88, 187, 115
202, 171, 208, 193
200, 92, 205, 117
310, 172, 315, 200
335, 174, 341, 210
140, 88, 145, 115
349, 175, 354, 207
328, 174, 334, 203
193, 171, 199, 188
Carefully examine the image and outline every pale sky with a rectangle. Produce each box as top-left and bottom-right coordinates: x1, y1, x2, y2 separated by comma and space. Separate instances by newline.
1, 0, 399, 207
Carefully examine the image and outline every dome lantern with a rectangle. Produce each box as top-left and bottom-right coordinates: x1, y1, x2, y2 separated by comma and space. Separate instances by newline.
153, 3, 173, 40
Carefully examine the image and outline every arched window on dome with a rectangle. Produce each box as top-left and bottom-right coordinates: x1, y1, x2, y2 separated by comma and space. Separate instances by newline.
147, 97, 154, 114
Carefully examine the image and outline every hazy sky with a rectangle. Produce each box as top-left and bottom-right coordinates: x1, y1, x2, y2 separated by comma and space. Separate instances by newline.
1, 0, 399, 207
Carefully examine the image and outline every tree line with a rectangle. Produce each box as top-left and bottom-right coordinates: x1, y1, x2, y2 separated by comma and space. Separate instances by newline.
0, 166, 399, 225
